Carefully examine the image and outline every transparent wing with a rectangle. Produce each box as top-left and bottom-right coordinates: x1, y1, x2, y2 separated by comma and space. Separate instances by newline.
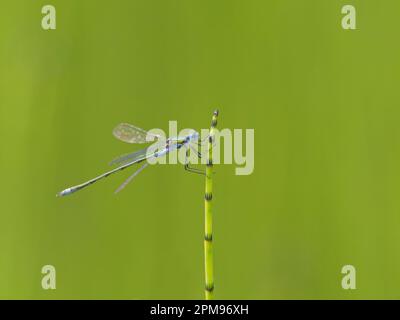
113, 123, 159, 144
114, 162, 149, 194
109, 147, 153, 166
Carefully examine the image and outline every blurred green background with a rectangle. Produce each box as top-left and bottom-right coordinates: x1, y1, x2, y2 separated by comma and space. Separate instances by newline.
1, 0, 400, 299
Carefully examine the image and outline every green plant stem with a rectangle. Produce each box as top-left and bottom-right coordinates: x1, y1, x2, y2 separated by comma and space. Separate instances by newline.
204, 110, 218, 300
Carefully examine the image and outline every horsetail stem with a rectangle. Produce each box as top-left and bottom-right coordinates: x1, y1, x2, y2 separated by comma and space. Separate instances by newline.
204, 109, 218, 300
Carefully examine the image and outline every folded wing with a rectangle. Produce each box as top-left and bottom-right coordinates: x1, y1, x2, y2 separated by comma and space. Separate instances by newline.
113, 123, 159, 144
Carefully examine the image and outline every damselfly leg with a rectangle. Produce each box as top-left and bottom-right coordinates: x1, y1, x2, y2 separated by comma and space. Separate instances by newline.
184, 145, 205, 175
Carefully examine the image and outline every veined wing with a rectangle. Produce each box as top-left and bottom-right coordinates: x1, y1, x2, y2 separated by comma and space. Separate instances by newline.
110, 147, 153, 166
114, 162, 149, 194
113, 123, 160, 144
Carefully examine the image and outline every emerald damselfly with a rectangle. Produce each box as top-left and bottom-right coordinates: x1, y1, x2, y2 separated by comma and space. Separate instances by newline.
57, 123, 203, 197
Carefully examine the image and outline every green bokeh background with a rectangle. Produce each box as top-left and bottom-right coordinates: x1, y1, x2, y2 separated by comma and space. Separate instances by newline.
1, 0, 400, 299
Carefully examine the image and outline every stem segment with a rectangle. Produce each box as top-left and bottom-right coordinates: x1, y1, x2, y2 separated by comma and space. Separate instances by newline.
204, 110, 218, 300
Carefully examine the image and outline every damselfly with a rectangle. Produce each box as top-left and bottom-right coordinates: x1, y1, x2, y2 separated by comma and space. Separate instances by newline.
57, 123, 204, 197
